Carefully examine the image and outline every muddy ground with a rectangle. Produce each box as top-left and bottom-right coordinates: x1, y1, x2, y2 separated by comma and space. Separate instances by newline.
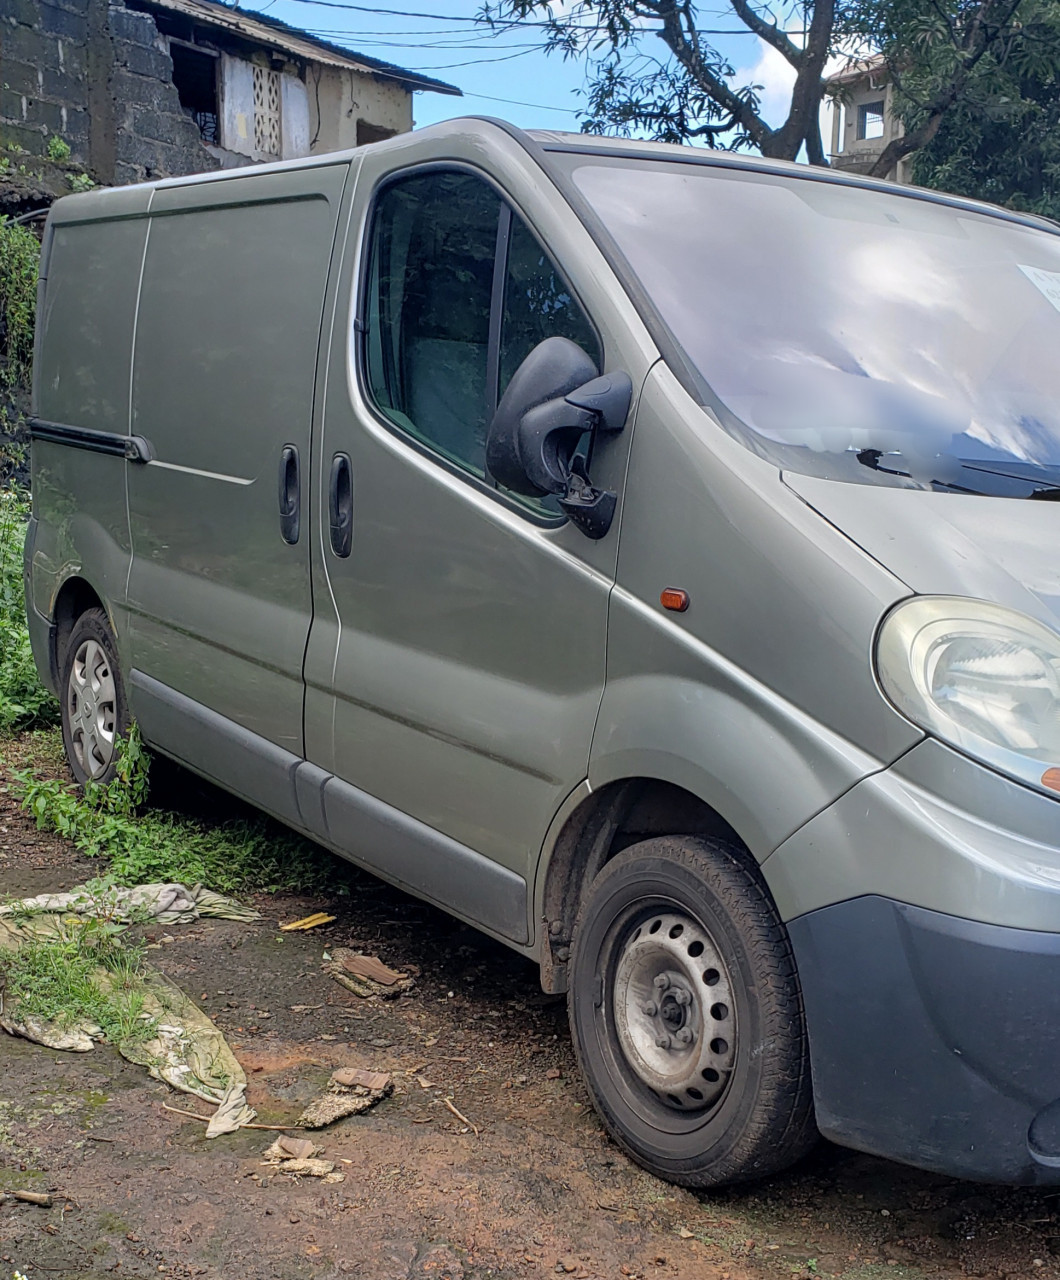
2, 734, 1060, 1280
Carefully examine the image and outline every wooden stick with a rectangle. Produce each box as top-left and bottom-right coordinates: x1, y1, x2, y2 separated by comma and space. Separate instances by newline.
443, 1096, 479, 1136
2, 1190, 52, 1206
160, 1102, 298, 1132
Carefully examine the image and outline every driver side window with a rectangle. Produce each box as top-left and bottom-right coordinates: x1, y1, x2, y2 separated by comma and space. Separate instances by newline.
362, 167, 600, 510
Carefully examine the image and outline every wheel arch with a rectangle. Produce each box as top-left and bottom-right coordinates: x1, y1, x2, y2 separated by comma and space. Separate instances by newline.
535, 776, 764, 993
51, 575, 106, 687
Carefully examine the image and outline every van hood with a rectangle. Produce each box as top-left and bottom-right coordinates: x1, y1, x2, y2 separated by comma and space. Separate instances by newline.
784, 472, 1060, 632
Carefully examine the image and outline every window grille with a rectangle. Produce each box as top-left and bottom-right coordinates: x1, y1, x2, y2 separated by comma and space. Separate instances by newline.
253, 65, 281, 156
857, 101, 885, 141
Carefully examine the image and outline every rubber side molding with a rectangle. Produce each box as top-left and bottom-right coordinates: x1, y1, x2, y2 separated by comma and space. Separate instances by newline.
30, 418, 152, 462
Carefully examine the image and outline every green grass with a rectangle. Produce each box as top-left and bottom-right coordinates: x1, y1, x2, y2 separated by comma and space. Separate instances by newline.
13, 729, 351, 898
1, 883, 157, 1050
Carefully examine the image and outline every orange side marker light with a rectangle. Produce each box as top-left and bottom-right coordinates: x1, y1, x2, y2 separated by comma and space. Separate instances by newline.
1042, 768, 1060, 794
661, 588, 690, 613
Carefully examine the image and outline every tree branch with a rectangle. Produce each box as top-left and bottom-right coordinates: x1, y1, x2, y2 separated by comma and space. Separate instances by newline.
654, 0, 776, 146
768, 0, 835, 160
726, 0, 804, 65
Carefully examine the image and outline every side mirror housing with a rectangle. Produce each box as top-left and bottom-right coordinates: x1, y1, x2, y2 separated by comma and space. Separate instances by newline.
485, 336, 632, 539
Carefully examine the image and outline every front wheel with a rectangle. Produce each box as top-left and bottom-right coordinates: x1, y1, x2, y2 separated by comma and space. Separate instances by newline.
568, 835, 816, 1187
60, 607, 130, 785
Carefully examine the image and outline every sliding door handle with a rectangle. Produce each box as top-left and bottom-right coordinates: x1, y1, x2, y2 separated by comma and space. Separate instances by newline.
329, 452, 352, 558
278, 445, 300, 545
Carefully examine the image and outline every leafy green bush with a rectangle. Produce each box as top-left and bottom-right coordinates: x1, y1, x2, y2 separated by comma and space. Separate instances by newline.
0, 488, 58, 732
0, 217, 39, 394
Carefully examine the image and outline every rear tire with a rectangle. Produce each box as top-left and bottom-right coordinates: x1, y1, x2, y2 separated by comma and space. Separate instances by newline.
567, 835, 817, 1187
60, 607, 129, 786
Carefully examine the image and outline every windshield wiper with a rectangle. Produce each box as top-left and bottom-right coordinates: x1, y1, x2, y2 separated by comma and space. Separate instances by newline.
856, 448, 1060, 500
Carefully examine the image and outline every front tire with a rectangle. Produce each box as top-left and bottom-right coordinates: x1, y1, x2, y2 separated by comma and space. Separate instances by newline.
568, 835, 816, 1187
60, 607, 129, 785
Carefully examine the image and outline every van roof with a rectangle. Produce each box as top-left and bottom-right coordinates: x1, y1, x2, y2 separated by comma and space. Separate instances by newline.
523, 123, 1060, 237
48, 116, 1060, 241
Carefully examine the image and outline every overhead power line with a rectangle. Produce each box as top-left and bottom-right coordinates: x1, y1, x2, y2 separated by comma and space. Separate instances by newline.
263, 0, 756, 34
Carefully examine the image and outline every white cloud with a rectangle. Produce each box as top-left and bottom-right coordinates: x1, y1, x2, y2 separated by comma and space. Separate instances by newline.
735, 37, 797, 130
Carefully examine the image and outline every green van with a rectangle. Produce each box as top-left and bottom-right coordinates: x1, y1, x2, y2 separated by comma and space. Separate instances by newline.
26, 117, 1060, 1187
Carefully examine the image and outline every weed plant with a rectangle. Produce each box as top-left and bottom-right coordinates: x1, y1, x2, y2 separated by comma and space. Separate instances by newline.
14, 730, 350, 898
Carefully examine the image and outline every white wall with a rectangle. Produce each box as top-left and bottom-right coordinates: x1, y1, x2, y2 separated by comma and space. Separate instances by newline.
308, 65, 413, 155
219, 54, 255, 158
281, 74, 310, 158
219, 52, 413, 162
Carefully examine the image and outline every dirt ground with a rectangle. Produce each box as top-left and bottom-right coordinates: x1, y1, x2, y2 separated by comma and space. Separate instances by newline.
2, 735, 1060, 1280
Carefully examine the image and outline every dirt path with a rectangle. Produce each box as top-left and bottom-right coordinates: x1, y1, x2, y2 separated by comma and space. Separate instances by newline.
2, 736, 1059, 1280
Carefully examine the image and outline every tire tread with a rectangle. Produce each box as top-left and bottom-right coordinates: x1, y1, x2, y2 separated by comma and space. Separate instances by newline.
568, 835, 817, 1188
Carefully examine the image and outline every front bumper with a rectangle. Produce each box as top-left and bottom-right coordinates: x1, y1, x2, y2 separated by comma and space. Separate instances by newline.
766, 738, 1060, 1183
789, 894, 1060, 1184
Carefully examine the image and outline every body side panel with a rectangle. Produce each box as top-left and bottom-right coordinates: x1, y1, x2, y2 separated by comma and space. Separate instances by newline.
29, 211, 150, 661
593, 364, 920, 859
125, 163, 349, 757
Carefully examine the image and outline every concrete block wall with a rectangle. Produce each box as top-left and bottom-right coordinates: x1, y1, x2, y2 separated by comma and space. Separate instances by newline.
0, 0, 217, 185
1, 0, 92, 160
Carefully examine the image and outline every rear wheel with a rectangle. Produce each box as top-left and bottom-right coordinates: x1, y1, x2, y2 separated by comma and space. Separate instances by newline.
60, 607, 129, 785
567, 835, 816, 1187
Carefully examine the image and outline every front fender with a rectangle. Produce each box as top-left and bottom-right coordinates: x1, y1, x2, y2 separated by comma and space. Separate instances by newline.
589, 589, 902, 859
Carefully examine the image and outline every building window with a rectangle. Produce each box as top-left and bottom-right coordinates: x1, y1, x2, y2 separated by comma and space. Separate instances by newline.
356, 120, 397, 147
857, 100, 885, 141
253, 64, 282, 157
170, 43, 219, 146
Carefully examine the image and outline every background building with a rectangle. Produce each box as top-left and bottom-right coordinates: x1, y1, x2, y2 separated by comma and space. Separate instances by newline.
0, 0, 460, 198
827, 56, 911, 184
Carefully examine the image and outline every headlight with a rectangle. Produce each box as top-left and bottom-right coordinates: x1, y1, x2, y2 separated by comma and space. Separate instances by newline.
876, 597, 1060, 796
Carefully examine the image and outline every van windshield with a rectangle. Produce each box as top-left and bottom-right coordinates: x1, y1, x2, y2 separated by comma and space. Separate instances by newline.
564, 155, 1060, 496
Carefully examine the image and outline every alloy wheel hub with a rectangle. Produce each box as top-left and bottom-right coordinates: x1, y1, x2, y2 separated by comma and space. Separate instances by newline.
67, 639, 117, 779
613, 910, 736, 1111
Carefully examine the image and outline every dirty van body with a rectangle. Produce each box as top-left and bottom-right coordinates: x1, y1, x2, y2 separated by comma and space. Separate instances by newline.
25, 118, 1060, 1188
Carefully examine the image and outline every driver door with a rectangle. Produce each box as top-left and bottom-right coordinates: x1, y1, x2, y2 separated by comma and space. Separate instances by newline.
304, 148, 646, 942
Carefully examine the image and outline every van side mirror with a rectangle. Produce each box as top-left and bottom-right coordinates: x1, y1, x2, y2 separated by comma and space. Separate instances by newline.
485, 336, 632, 539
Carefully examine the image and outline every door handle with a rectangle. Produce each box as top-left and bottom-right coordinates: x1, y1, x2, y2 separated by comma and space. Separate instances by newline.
278, 445, 300, 545
329, 452, 352, 558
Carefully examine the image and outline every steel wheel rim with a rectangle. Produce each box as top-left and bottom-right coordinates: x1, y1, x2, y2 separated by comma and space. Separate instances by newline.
67, 639, 117, 778
612, 909, 737, 1112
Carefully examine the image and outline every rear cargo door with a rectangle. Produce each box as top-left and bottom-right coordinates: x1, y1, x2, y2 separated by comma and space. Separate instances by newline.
125, 163, 349, 770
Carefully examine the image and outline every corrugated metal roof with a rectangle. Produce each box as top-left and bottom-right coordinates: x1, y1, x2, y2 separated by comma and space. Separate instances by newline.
134, 0, 462, 95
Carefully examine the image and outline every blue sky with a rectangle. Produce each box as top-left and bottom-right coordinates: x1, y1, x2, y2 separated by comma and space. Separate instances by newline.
249, 0, 803, 137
